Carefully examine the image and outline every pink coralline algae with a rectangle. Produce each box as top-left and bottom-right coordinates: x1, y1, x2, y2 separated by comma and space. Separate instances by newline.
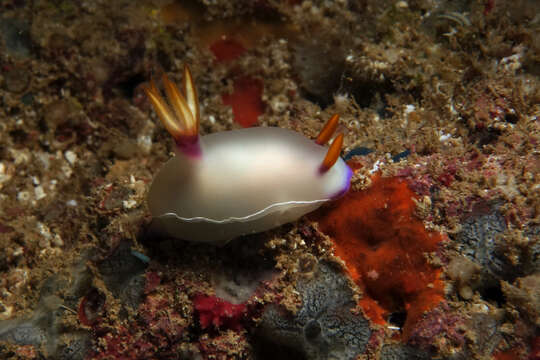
90, 279, 186, 359
193, 294, 248, 331
407, 304, 466, 351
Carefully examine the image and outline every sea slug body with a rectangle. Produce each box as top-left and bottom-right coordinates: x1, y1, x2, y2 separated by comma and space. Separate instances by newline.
145, 66, 352, 245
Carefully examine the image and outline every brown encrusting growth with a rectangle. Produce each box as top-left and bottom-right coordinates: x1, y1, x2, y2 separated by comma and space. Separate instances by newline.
0, 0, 538, 359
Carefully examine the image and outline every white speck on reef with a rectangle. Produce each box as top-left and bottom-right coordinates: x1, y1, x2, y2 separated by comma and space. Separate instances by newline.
64, 150, 77, 165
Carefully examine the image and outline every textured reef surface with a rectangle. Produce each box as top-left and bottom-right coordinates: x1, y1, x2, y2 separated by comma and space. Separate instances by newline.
0, 0, 539, 359
258, 261, 371, 360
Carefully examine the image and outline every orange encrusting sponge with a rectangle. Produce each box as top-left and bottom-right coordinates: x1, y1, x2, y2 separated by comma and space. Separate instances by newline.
316, 175, 444, 338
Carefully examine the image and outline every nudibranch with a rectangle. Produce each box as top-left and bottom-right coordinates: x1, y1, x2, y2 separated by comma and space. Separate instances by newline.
145, 66, 352, 245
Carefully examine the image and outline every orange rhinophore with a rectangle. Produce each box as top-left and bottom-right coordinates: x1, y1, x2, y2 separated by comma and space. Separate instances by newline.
319, 133, 344, 174
315, 114, 340, 145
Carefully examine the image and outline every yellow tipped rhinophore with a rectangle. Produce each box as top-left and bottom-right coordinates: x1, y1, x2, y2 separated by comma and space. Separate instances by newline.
144, 65, 199, 142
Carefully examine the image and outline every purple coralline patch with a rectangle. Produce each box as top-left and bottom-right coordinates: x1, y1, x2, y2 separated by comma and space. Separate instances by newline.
193, 294, 248, 331
257, 261, 371, 360
407, 304, 466, 353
